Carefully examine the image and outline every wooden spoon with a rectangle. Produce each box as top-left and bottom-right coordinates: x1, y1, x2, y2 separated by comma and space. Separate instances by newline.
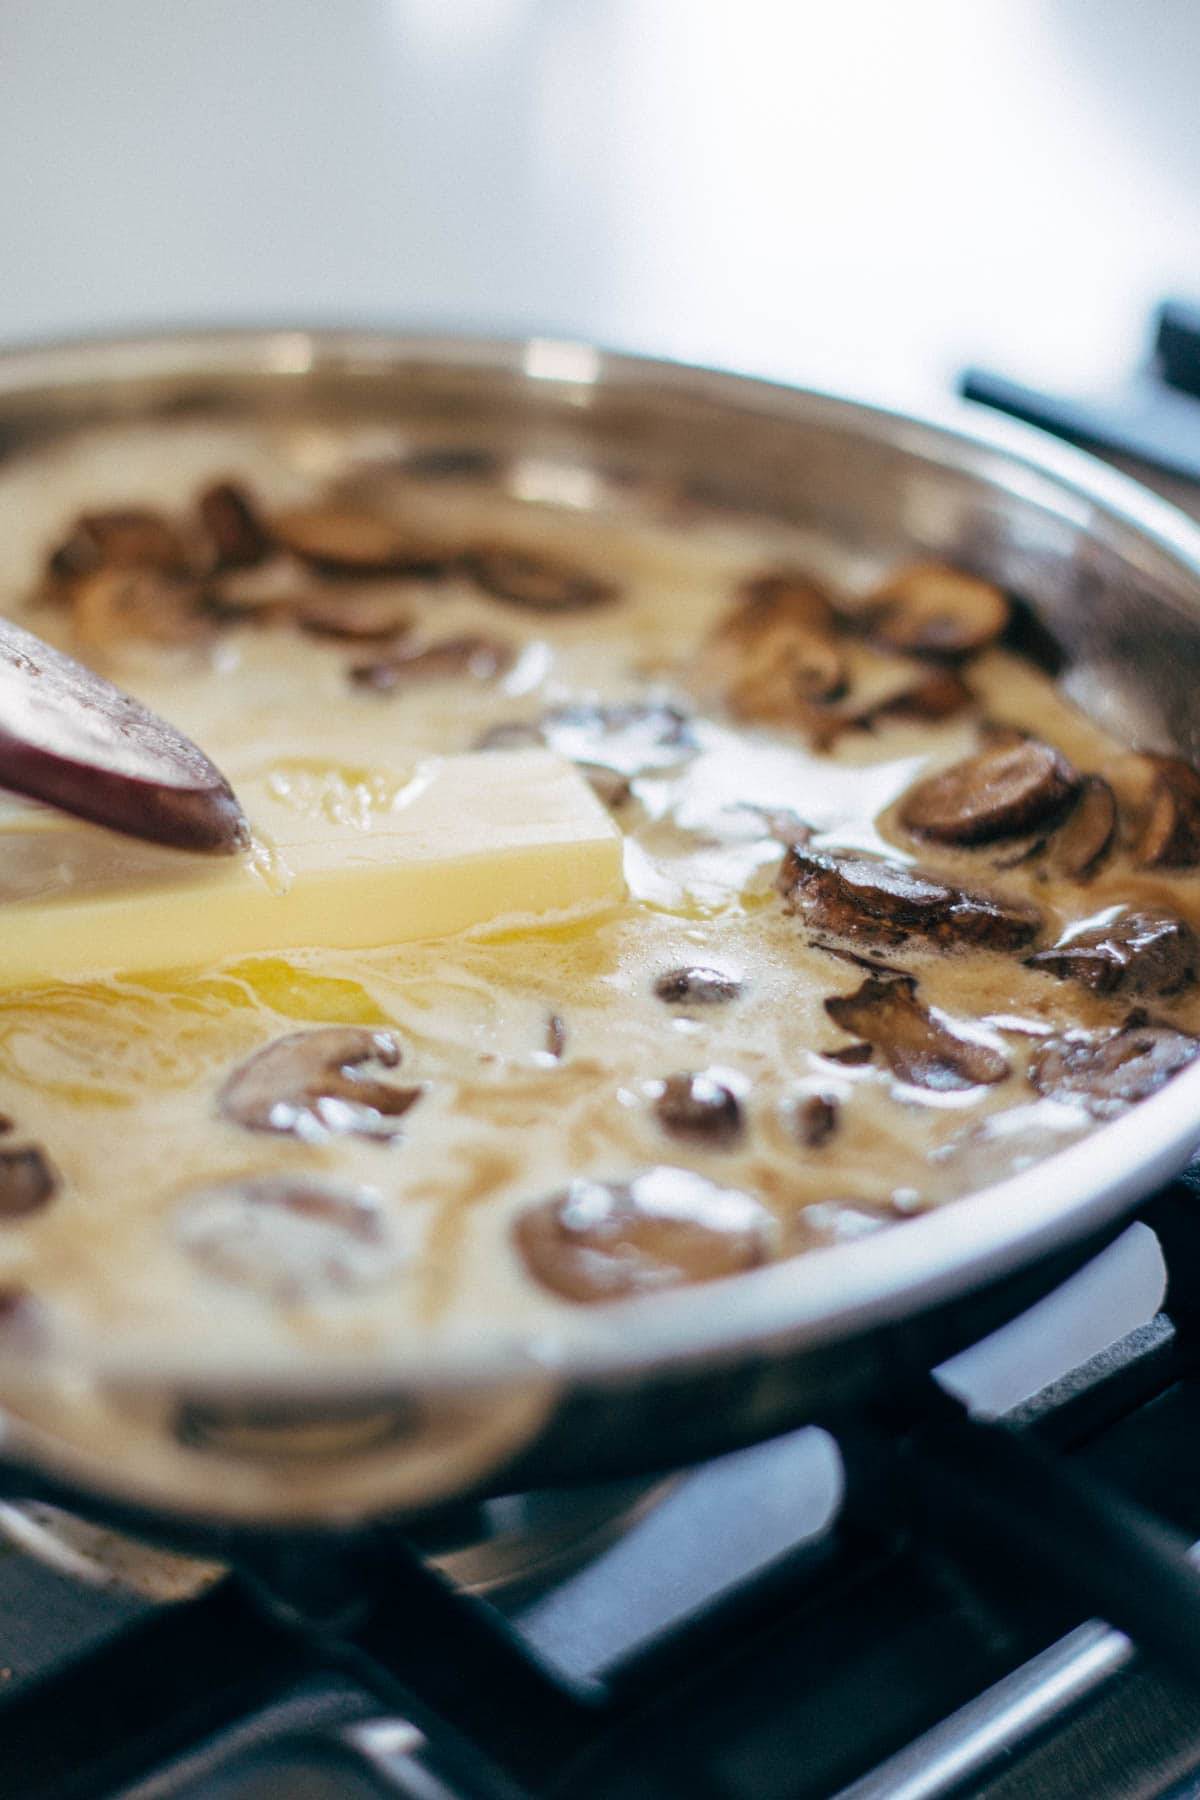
0, 618, 247, 853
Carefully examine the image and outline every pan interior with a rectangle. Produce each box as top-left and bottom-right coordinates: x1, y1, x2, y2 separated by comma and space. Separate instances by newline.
0, 330, 1199, 1405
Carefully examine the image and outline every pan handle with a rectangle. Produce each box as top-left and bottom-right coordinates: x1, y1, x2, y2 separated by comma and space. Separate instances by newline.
848, 1377, 1200, 1688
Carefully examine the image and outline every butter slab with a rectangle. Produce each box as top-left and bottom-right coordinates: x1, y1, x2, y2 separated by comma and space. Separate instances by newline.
0, 750, 625, 985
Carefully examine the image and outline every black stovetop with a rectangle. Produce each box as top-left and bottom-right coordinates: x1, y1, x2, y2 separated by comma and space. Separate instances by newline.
4, 1174, 1200, 1799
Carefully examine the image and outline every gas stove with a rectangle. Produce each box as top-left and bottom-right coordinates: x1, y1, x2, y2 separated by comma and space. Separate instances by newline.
0, 1173, 1199, 1800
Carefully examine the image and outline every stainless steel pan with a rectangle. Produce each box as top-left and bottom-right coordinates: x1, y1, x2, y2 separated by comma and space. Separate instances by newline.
2, 328, 1200, 1531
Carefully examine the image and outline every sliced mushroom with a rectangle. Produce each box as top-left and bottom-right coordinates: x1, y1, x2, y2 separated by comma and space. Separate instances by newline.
825, 974, 1009, 1090
0, 1146, 58, 1219
197, 481, 271, 570
1029, 1019, 1199, 1118
217, 1027, 422, 1141
462, 544, 615, 612
991, 833, 1052, 872
652, 1072, 744, 1147
71, 569, 212, 657
865, 562, 1010, 657
821, 1041, 874, 1066
539, 701, 696, 775
273, 506, 443, 576
857, 664, 974, 729
698, 571, 847, 720
545, 1013, 567, 1060
176, 1176, 397, 1300
778, 846, 1041, 950
789, 1091, 840, 1148
294, 592, 415, 643
47, 508, 189, 586
1047, 775, 1117, 881
473, 720, 546, 752
1135, 755, 1200, 868
513, 1167, 775, 1303
899, 740, 1078, 845
350, 635, 514, 693
654, 966, 743, 1005
202, 555, 315, 626
1026, 908, 1198, 998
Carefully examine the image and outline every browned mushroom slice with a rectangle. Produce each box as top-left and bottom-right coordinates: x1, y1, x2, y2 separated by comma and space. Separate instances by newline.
652, 1072, 744, 1147
778, 847, 1041, 950
900, 740, 1078, 845
545, 1013, 567, 1060
197, 481, 271, 570
176, 1176, 397, 1300
349, 634, 513, 693
700, 571, 847, 719
0, 1146, 58, 1219
217, 1027, 422, 1141
462, 544, 615, 612
513, 1167, 775, 1303
202, 555, 315, 626
866, 562, 1010, 657
789, 1091, 840, 1148
739, 571, 839, 624
654, 966, 743, 1005
861, 665, 974, 727
294, 593, 414, 642
825, 975, 1009, 1090
273, 506, 442, 576
1026, 908, 1198, 998
71, 568, 212, 657
47, 508, 189, 585
1047, 774, 1118, 881
1029, 1019, 1199, 1118
1136, 756, 1200, 868
821, 1041, 874, 1066
540, 702, 696, 775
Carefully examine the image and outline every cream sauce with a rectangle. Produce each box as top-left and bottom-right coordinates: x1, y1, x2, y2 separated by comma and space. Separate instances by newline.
0, 418, 1195, 1365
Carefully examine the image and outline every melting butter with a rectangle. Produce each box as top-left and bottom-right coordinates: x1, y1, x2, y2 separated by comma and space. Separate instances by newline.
0, 751, 624, 985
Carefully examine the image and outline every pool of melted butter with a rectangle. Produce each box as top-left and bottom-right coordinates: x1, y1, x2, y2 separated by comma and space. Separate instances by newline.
0, 417, 1196, 1367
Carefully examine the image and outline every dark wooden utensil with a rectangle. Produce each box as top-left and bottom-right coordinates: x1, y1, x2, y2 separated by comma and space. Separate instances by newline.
0, 618, 247, 853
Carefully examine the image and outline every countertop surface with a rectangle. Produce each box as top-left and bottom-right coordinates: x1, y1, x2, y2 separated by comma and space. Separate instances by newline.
3, 0, 1199, 406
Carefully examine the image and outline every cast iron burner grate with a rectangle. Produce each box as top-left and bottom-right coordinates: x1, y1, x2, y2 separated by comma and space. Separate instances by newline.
3, 1175, 1200, 1797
